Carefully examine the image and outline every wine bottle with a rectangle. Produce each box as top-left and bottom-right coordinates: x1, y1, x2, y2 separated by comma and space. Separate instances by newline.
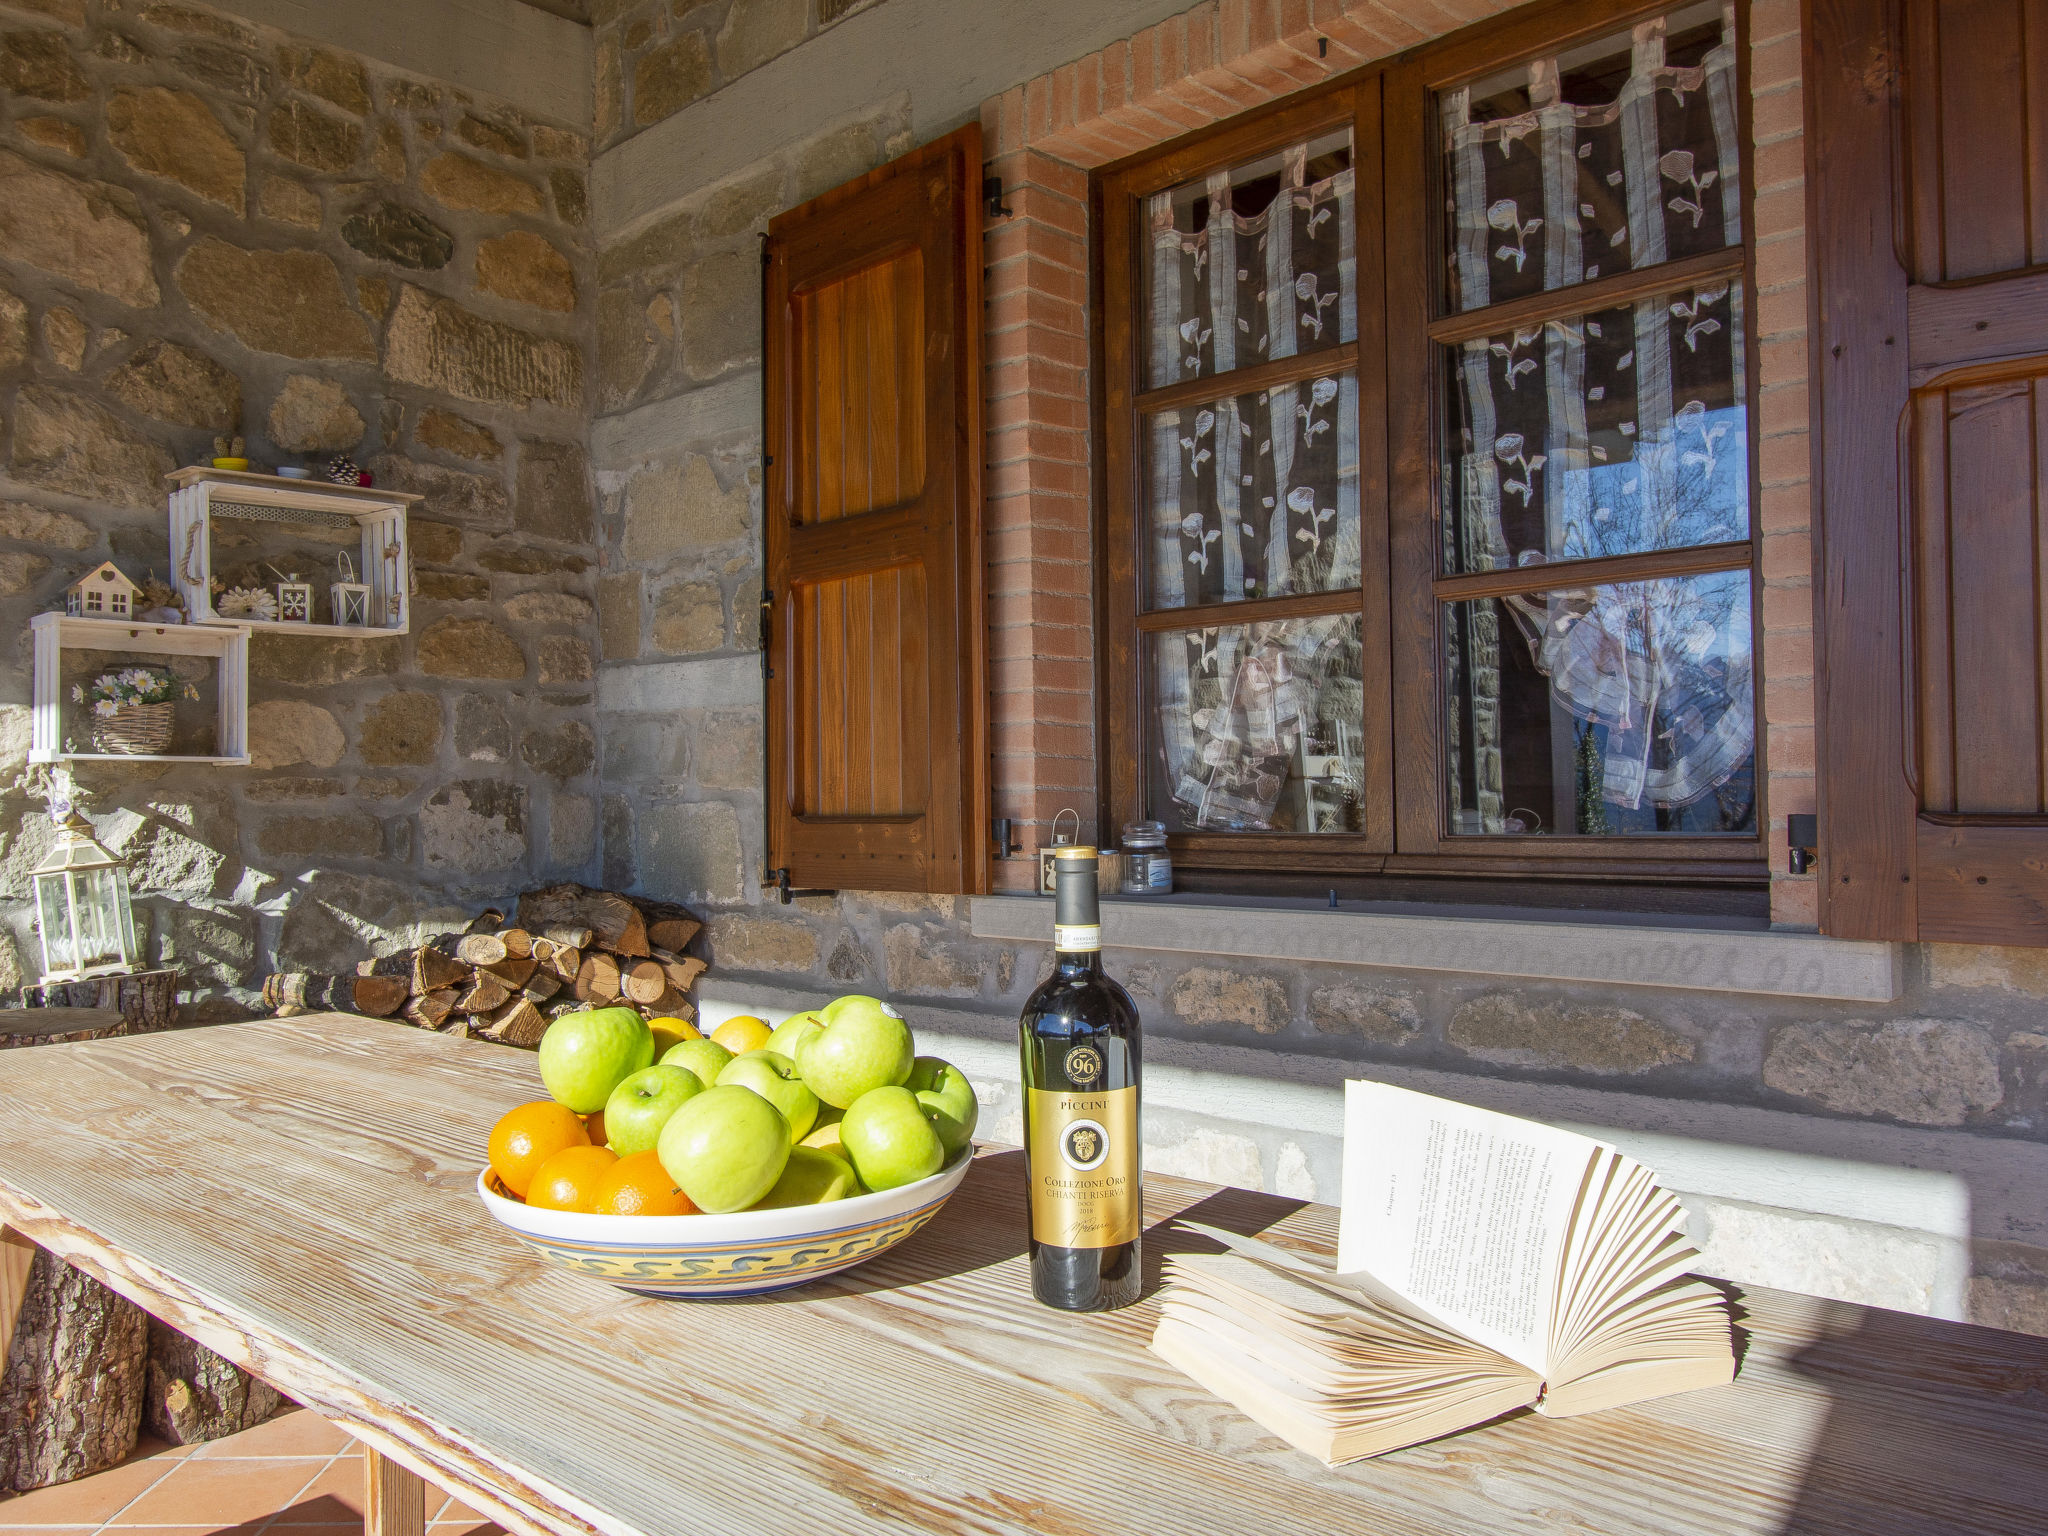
1019, 846, 1142, 1311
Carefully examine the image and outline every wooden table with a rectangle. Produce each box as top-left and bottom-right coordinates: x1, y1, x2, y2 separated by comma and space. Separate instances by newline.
0, 1016, 2042, 1536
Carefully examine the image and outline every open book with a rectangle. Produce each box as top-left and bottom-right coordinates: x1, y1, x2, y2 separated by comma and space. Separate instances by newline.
1150, 1081, 1736, 1463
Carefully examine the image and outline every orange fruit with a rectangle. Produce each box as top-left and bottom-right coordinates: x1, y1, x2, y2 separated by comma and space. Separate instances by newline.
488, 1101, 590, 1199
590, 1151, 698, 1216
648, 1017, 700, 1057
527, 1145, 619, 1212
711, 1015, 773, 1055
584, 1109, 608, 1148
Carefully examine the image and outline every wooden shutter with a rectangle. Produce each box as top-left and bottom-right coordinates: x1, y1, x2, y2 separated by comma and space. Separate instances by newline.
1812, 0, 2048, 942
762, 124, 988, 895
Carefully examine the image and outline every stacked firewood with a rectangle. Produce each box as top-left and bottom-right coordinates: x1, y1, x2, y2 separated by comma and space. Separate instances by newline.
261, 884, 705, 1049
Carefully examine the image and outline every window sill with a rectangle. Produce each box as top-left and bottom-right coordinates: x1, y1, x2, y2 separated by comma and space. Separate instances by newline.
967, 893, 1900, 1003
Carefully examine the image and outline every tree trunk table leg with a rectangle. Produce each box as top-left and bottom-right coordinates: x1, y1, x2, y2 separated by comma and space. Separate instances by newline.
362, 1445, 427, 1536
0, 1228, 33, 1366
0, 1233, 147, 1492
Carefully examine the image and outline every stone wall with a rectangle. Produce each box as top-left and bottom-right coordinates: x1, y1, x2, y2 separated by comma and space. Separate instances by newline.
0, 0, 597, 1009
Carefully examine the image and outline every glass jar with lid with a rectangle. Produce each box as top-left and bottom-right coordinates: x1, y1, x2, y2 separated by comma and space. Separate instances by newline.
1118, 821, 1172, 895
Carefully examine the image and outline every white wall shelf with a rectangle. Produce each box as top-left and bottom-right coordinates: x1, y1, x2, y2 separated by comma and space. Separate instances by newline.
167, 467, 421, 638
30, 613, 251, 766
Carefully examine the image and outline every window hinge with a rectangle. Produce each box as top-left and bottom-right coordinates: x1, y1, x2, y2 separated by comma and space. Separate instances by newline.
1787, 813, 1818, 875
983, 175, 1013, 220
764, 867, 835, 905
993, 817, 1023, 858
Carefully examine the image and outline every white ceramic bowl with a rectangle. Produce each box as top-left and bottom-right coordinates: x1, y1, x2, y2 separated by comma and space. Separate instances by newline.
477, 1149, 973, 1297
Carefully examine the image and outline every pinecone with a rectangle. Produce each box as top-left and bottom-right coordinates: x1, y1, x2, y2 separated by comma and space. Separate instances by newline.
325, 455, 364, 486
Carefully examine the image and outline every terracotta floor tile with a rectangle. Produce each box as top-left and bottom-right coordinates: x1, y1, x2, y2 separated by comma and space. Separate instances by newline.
188, 1411, 355, 1461
272, 1462, 362, 1520
0, 1449, 179, 1527
0, 1524, 97, 1534
116, 1457, 330, 1527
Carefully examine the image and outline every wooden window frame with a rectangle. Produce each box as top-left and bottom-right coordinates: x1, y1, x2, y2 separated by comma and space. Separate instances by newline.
1094, 0, 1770, 896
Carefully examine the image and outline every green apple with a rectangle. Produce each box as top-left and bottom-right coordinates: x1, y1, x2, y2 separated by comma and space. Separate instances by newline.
602, 1064, 704, 1155
538, 1007, 655, 1113
660, 1036, 733, 1090
752, 1146, 862, 1208
716, 1049, 820, 1144
765, 1010, 824, 1061
906, 1056, 979, 1155
656, 1085, 790, 1213
798, 1104, 845, 1157
839, 1085, 945, 1191
794, 994, 914, 1108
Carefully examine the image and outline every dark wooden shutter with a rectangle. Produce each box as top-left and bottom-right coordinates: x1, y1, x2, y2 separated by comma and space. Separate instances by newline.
1812, 0, 2048, 942
762, 124, 988, 895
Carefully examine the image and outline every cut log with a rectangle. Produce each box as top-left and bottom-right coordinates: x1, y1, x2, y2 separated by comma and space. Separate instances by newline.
455, 933, 508, 967
413, 947, 471, 996
1, 1009, 127, 1050
517, 886, 649, 959
0, 1239, 147, 1491
463, 908, 506, 936
402, 988, 460, 1031
143, 1316, 281, 1448
649, 985, 694, 1020
572, 952, 622, 1003
478, 956, 538, 988
496, 928, 534, 960
19, 970, 180, 1032
261, 974, 410, 1018
543, 999, 584, 1021
521, 969, 563, 1004
529, 938, 556, 965
457, 972, 513, 1014
621, 960, 668, 1006
647, 916, 702, 952
550, 946, 582, 981
481, 997, 547, 1047
536, 923, 594, 951
655, 953, 708, 993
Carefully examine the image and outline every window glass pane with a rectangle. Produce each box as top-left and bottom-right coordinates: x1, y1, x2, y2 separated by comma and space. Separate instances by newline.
1442, 284, 1746, 573
1148, 615, 1365, 832
1145, 128, 1355, 389
1443, 570, 1755, 836
1145, 373, 1361, 609
1440, 1, 1741, 313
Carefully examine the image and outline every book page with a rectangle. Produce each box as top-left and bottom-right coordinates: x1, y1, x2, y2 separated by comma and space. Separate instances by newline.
1336, 1080, 1599, 1374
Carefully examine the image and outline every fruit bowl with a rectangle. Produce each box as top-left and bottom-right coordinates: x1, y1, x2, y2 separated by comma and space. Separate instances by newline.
478, 1148, 975, 1298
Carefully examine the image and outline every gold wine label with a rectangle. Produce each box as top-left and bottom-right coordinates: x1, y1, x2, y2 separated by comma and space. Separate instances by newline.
1027, 1085, 1140, 1248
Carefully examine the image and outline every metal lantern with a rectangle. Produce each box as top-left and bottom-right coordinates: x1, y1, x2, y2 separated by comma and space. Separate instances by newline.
31, 811, 139, 984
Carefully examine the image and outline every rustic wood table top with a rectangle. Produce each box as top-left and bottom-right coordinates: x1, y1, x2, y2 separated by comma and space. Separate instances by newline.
0, 1015, 2041, 1536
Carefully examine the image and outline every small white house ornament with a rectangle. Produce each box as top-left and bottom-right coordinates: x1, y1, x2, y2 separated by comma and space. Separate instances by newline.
64, 563, 141, 620
330, 552, 371, 628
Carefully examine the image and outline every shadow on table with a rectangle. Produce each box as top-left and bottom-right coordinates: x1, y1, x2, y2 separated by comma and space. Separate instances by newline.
1140, 1185, 1312, 1296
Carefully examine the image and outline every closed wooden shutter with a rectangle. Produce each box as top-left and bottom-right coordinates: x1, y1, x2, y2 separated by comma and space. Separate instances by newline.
762, 124, 988, 894
1812, 0, 2048, 942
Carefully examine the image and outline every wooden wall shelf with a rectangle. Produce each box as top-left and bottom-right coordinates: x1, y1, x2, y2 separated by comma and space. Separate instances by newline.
29, 614, 250, 766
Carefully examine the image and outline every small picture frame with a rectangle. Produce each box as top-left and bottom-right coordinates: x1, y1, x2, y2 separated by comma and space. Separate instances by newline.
275, 580, 313, 624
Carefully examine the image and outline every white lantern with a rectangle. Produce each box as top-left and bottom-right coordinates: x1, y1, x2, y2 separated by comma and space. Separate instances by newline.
31, 811, 139, 984
330, 552, 371, 626
275, 579, 313, 623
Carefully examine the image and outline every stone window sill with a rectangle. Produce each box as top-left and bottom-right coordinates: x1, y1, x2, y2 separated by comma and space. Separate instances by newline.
968, 894, 1900, 1003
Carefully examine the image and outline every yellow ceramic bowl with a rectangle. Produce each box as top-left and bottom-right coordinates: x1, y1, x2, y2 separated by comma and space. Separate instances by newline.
478, 1149, 973, 1297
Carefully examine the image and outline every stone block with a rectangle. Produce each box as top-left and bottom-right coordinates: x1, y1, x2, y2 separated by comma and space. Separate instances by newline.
711, 914, 820, 974
406, 520, 462, 564
0, 552, 50, 595
477, 231, 576, 313
597, 286, 663, 407
826, 931, 869, 982
416, 409, 500, 463
636, 800, 742, 904
358, 692, 442, 767
602, 793, 634, 890
416, 570, 490, 602
372, 120, 406, 183
796, 120, 878, 202
650, 580, 724, 654
1764, 1019, 2005, 1126
277, 43, 369, 115
11, 386, 172, 511
107, 87, 245, 211
549, 167, 587, 227
265, 375, 363, 453
0, 151, 158, 306
176, 39, 268, 101
1145, 1123, 1264, 1190
696, 168, 784, 240
0, 28, 87, 101
416, 617, 526, 680
596, 572, 641, 660
104, 340, 241, 432
1170, 966, 1290, 1034
259, 177, 322, 228
623, 457, 752, 562
454, 693, 511, 762
503, 590, 593, 626
259, 813, 381, 860
274, 871, 467, 972
1308, 984, 1421, 1045
0, 287, 22, 370
250, 633, 396, 687
384, 285, 581, 409
550, 793, 596, 866
597, 210, 693, 288
176, 239, 375, 361
246, 699, 344, 771
340, 202, 455, 271
634, 34, 712, 126
479, 544, 586, 576
456, 112, 526, 159
101, 789, 239, 899
538, 635, 594, 684
367, 454, 511, 530
420, 152, 542, 215
1926, 944, 2048, 998
693, 708, 760, 790
17, 116, 86, 157
240, 777, 345, 802
1449, 993, 1696, 1074
161, 903, 257, 987
515, 439, 593, 544
884, 923, 985, 996
521, 719, 594, 781
421, 779, 528, 873
267, 98, 361, 174
41, 306, 83, 370
679, 250, 760, 380
717, 0, 807, 77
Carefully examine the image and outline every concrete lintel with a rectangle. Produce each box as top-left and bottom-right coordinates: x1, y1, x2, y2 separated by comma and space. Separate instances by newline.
596, 655, 760, 714
215, 0, 592, 126
591, 374, 762, 470
969, 894, 1901, 1003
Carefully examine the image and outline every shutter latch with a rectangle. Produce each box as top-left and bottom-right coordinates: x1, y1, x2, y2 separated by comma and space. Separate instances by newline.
1787, 813, 1818, 875
759, 586, 774, 680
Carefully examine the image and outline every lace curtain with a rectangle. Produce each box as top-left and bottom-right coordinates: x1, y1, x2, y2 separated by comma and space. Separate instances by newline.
1443, 6, 1755, 828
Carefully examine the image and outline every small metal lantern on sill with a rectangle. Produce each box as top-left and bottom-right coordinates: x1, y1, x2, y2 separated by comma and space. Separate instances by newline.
330, 552, 372, 628
32, 809, 139, 984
